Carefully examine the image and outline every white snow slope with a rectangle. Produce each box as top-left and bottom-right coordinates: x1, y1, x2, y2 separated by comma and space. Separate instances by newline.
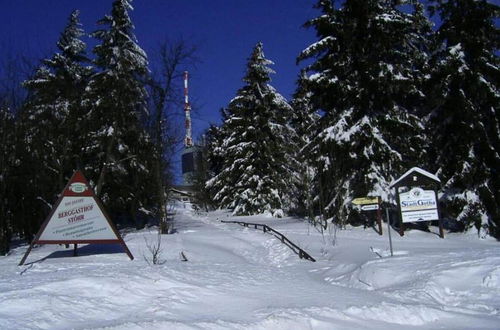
1, 205, 499, 329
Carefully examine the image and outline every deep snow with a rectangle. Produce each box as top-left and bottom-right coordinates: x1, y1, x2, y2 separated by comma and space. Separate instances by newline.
1, 204, 499, 329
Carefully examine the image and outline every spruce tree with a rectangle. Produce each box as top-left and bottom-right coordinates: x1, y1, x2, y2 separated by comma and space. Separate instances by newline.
15, 10, 91, 240
24, 10, 92, 184
85, 0, 155, 227
427, 0, 500, 237
298, 0, 432, 226
207, 43, 295, 216
289, 71, 319, 218
206, 115, 228, 179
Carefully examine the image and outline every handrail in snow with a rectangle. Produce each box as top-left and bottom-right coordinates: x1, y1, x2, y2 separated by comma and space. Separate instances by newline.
221, 220, 316, 262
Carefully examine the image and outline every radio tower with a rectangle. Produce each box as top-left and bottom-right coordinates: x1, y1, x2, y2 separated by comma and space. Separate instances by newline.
181, 71, 202, 186
184, 71, 193, 147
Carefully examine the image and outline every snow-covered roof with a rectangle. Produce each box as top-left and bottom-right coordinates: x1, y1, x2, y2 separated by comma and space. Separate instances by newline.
390, 167, 440, 188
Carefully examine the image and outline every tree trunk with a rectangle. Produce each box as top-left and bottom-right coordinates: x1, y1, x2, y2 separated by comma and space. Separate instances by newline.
155, 156, 169, 234
95, 136, 115, 197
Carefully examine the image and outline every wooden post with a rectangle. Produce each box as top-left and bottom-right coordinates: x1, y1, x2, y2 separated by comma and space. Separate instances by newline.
18, 242, 35, 266
436, 189, 444, 239
376, 197, 383, 235
396, 187, 405, 236
399, 222, 405, 237
119, 240, 134, 260
438, 219, 444, 238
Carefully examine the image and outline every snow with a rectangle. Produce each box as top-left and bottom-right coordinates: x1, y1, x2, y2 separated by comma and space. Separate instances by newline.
390, 167, 441, 188
449, 43, 465, 58
1, 206, 499, 329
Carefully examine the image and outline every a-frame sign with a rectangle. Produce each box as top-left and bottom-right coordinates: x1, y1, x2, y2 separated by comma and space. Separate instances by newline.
19, 170, 134, 265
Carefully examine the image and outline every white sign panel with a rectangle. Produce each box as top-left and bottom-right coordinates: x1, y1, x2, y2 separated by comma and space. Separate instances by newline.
39, 196, 118, 241
361, 204, 379, 211
399, 187, 439, 223
401, 209, 439, 223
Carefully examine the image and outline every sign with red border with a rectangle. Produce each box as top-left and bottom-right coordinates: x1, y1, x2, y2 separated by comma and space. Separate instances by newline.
19, 170, 134, 265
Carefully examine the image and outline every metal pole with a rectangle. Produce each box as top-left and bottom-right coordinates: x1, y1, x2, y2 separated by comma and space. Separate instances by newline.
386, 208, 393, 257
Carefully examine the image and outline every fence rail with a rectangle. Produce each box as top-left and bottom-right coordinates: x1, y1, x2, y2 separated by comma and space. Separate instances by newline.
221, 220, 316, 262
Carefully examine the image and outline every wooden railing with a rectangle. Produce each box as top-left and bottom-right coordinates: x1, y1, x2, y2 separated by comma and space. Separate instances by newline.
221, 220, 316, 262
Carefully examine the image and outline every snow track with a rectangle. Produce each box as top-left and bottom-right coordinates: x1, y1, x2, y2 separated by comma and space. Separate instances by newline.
1, 206, 499, 329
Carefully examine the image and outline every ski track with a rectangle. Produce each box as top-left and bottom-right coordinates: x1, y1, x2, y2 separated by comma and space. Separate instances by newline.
1, 206, 499, 329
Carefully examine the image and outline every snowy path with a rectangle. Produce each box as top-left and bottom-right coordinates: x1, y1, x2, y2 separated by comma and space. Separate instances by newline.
1, 206, 499, 329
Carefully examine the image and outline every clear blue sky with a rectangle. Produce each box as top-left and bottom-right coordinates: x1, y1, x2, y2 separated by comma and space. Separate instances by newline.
0, 0, 317, 132
0, 0, 318, 182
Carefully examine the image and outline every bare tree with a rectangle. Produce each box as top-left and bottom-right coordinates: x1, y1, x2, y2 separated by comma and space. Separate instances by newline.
147, 37, 198, 234
143, 233, 166, 265
0, 47, 39, 114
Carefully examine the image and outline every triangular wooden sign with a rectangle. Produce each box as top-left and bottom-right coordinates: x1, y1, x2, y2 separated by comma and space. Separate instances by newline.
19, 170, 134, 265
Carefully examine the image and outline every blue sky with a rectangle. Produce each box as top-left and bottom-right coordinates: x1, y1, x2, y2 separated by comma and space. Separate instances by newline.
0, 0, 318, 181
0, 0, 317, 133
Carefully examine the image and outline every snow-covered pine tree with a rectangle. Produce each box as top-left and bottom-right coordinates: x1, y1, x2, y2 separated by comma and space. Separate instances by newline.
426, 0, 500, 237
289, 70, 319, 218
206, 111, 229, 179
15, 10, 92, 239
298, 0, 432, 226
201, 120, 227, 206
27, 10, 92, 184
85, 0, 155, 227
206, 43, 295, 217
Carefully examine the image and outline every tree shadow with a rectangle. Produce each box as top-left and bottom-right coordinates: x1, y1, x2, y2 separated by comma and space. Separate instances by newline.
24, 243, 127, 265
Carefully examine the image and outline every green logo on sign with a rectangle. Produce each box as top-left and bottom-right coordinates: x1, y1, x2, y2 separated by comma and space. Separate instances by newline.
69, 182, 87, 193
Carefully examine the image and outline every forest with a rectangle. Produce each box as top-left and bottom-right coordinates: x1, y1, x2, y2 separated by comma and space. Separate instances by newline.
0, 0, 499, 255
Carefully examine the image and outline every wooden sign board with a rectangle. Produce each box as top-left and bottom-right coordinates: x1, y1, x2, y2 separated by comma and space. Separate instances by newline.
19, 170, 134, 265
390, 167, 443, 238
352, 196, 383, 235
352, 197, 379, 205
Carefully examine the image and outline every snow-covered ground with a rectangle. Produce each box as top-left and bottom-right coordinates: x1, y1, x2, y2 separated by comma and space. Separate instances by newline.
1, 204, 499, 329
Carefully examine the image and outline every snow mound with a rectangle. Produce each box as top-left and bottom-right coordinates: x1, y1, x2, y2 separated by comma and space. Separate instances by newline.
334, 249, 500, 317
1, 207, 499, 329
344, 302, 445, 326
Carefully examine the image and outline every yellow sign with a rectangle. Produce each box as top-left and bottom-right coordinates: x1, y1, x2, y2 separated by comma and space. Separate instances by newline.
352, 197, 379, 205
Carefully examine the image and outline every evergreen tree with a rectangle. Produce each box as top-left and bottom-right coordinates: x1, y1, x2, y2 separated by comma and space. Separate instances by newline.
207, 43, 295, 216
23, 10, 92, 184
15, 10, 91, 240
0, 105, 14, 254
85, 0, 155, 227
206, 118, 227, 180
289, 71, 319, 218
190, 135, 215, 212
298, 0, 432, 226
427, 0, 500, 237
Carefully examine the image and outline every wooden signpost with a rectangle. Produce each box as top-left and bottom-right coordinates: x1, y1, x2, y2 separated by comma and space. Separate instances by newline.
352, 196, 383, 235
390, 167, 443, 238
19, 170, 134, 265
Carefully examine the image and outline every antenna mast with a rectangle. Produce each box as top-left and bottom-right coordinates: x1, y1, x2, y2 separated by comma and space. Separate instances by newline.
184, 71, 193, 147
